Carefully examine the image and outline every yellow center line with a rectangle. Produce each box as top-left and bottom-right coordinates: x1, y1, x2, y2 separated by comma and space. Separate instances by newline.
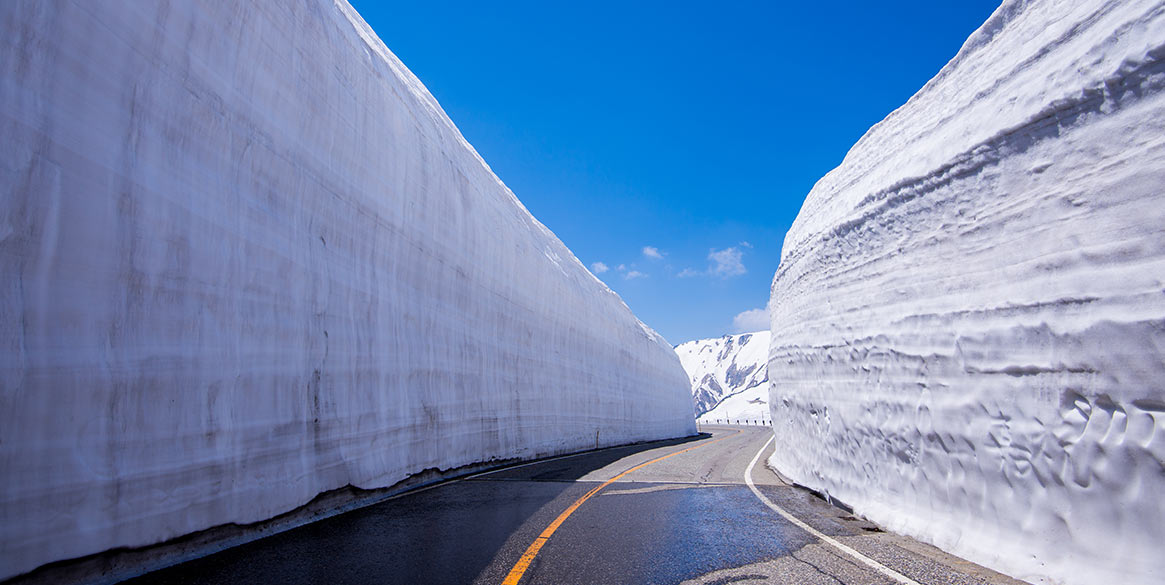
500, 430, 741, 585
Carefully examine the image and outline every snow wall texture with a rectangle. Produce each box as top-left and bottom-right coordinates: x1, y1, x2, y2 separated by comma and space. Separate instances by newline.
767, 1, 1165, 584
0, 0, 695, 578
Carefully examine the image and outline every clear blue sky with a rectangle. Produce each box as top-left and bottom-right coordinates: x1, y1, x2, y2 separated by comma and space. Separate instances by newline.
350, 1, 1002, 345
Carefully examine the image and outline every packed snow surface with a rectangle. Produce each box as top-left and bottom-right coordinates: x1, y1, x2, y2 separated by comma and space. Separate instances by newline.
697, 384, 770, 425
767, 1, 1165, 584
0, 0, 694, 578
675, 332, 769, 417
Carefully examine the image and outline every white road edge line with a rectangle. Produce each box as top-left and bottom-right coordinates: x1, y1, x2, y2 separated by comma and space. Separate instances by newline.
745, 436, 923, 585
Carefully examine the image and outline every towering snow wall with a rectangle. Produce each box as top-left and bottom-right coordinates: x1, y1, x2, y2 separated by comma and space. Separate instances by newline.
0, 0, 695, 579
767, 1, 1165, 584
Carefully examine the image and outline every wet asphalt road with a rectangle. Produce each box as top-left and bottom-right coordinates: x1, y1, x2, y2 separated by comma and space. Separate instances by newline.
125, 426, 1027, 585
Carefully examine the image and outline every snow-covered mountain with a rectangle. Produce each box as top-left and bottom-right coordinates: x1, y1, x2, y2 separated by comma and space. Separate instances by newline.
675, 332, 769, 418
767, 2, 1165, 585
697, 384, 770, 425
0, 1, 694, 579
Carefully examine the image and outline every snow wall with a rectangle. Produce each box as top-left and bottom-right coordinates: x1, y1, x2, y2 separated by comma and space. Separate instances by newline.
0, 0, 695, 579
767, 1, 1165, 584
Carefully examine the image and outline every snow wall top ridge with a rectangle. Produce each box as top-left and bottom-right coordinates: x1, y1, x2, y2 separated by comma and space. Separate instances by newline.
0, 0, 695, 578
768, 1, 1165, 584
781, 0, 1163, 264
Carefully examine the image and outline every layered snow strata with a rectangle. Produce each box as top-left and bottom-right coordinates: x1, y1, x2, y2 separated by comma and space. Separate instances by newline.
0, 0, 695, 578
767, 1, 1165, 585
675, 332, 769, 417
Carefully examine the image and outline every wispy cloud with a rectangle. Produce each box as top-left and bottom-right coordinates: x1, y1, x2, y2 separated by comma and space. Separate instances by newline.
624, 270, 647, 280
676, 244, 750, 279
590, 261, 609, 274
642, 246, 664, 260
732, 305, 769, 333
708, 246, 746, 278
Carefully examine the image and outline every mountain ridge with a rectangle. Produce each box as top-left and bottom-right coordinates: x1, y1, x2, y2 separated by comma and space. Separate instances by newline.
674, 331, 769, 418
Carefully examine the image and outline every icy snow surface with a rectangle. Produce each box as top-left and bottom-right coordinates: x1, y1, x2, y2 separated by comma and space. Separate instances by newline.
675, 332, 769, 418
0, 0, 694, 578
767, 1, 1165, 584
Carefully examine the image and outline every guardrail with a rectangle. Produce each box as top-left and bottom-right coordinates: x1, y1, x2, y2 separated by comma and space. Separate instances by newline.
695, 419, 772, 432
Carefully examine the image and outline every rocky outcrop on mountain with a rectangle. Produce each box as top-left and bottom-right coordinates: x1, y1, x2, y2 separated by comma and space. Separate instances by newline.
676, 332, 769, 416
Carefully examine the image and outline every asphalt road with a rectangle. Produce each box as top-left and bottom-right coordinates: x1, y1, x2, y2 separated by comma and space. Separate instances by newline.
125, 426, 1027, 585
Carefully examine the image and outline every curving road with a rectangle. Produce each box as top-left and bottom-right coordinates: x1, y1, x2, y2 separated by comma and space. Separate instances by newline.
126, 426, 1026, 585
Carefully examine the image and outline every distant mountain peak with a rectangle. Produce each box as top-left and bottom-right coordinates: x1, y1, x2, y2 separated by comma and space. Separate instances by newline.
674, 331, 770, 417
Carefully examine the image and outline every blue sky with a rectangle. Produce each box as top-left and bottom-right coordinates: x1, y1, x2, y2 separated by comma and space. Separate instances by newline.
350, 1, 1002, 345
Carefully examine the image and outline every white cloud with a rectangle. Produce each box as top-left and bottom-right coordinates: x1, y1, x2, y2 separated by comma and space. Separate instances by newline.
708, 246, 746, 278
624, 270, 647, 280
732, 306, 769, 333
617, 264, 627, 272
677, 268, 701, 278
590, 261, 609, 274
642, 246, 664, 260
